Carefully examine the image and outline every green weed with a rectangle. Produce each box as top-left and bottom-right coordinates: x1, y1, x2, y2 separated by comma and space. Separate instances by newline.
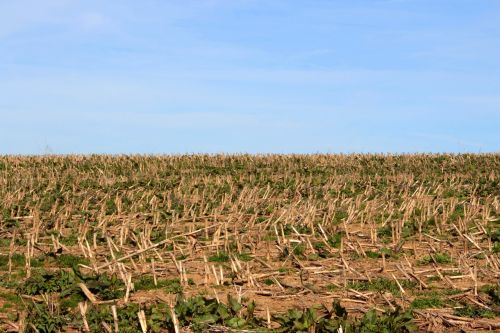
410, 296, 445, 309
348, 278, 416, 296
454, 304, 495, 318
418, 252, 451, 265
208, 252, 230, 262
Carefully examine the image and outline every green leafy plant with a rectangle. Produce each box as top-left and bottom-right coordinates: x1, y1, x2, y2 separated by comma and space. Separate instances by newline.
273, 301, 415, 333
418, 252, 451, 265
86, 303, 143, 333
348, 278, 416, 296
208, 252, 230, 262
55, 254, 89, 268
454, 304, 495, 318
480, 284, 500, 305
25, 303, 67, 333
293, 244, 306, 257
135, 276, 183, 294
355, 307, 415, 333
85, 274, 126, 300
327, 233, 342, 249
18, 270, 75, 295
173, 294, 262, 332
410, 296, 445, 309
486, 227, 500, 254
0, 253, 25, 267
237, 252, 253, 261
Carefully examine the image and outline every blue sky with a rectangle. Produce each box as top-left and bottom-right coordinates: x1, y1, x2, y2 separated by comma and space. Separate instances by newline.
1, 0, 499, 154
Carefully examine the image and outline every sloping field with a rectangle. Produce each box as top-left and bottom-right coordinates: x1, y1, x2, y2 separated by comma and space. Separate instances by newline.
0, 154, 498, 332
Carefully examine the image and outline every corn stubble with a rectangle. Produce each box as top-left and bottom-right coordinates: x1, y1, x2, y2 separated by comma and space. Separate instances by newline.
0, 154, 498, 332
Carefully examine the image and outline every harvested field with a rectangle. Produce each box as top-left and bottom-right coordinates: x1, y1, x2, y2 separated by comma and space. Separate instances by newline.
0, 154, 498, 332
